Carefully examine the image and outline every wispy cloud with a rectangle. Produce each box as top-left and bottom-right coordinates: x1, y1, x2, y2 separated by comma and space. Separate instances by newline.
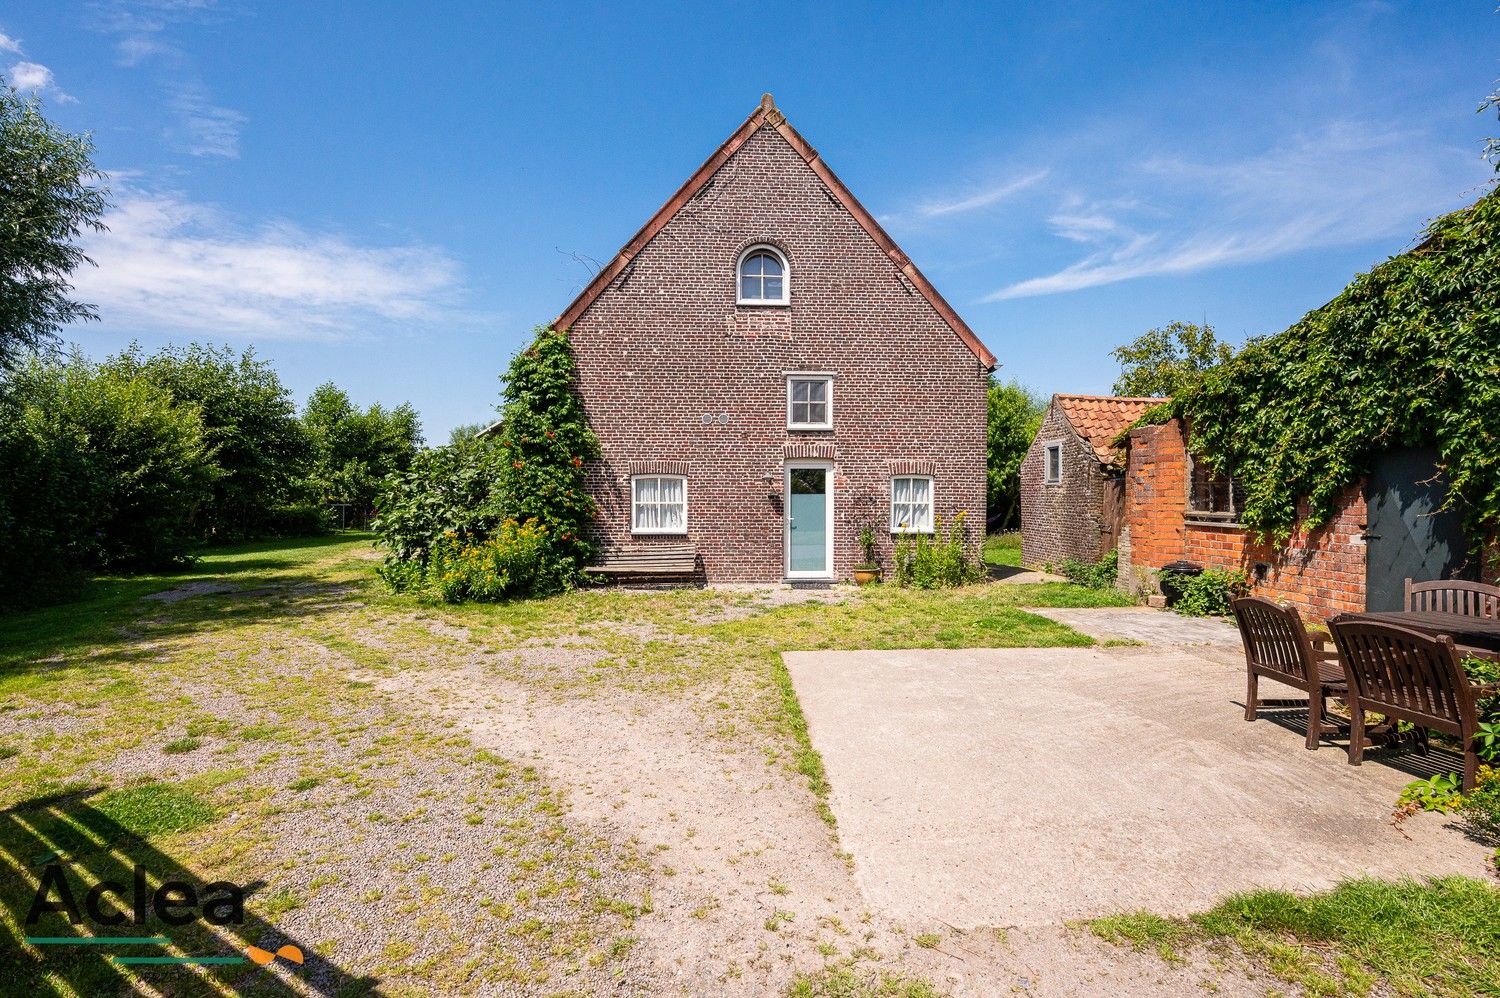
88, 1, 244, 158
73, 186, 470, 339
984, 120, 1484, 300
915, 170, 1049, 218
0, 32, 22, 54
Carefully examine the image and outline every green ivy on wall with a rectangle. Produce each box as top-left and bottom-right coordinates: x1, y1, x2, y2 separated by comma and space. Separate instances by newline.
1171, 186, 1500, 545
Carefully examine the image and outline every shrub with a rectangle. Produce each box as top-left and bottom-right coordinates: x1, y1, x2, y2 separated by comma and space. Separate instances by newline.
378, 519, 549, 602
261, 503, 333, 537
374, 325, 600, 598
374, 435, 512, 563
1061, 549, 1118, 589
1, 352, 213, 599
892, 513, 985, 589
1160, 567, 1249, 616
1459, 767, 1500, 843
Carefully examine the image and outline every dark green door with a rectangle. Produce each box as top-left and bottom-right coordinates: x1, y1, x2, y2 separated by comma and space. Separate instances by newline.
1364, 447, 1469, 611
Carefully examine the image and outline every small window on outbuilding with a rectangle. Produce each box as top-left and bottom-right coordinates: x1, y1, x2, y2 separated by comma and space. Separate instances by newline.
1187, 454, 1243, 522
1044, 443, 1063, 485
737, 246, 789, 305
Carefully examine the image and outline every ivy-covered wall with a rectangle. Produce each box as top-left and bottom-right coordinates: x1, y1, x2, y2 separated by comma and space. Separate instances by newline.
1174, 186, 1500, 565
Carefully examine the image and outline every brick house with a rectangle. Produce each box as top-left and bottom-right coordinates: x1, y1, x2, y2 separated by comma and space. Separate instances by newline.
1117, 419, 1474, 620
1020, 395, 1162, 569
553, 95, 996, 583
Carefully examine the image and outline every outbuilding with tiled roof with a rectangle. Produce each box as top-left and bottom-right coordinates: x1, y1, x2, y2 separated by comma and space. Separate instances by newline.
1020, 393, 1166, 570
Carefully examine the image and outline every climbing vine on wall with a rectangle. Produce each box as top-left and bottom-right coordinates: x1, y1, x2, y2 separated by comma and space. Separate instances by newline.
1171, 186, 1500, 546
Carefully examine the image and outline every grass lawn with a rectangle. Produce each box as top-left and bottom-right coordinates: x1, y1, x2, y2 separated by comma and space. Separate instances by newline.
983, 531, 1023, 568
1091, 876, 1500, 998
3, 534, 1492, 997
0, 533, 1128, 996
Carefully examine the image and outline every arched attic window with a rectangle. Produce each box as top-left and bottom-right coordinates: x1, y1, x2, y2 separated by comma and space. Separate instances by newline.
737, 245, 789, 305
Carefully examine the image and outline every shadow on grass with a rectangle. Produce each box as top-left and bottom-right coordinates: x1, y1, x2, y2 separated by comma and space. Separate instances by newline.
0, 788, 376, 997
0, 534, 377, 681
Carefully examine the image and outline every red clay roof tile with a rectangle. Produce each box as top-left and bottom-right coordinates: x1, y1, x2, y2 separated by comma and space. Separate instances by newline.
1054, 394, 1167, 464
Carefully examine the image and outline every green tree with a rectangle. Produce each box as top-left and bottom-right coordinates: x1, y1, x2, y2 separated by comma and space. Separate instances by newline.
987, 379, 1044, 530
109, 343, 310, 540
0, 83, 107, 368
447, 421, 491, 445
302, 382, 423, 525
1110, 321, 1233, 398
0, 352, 212, 596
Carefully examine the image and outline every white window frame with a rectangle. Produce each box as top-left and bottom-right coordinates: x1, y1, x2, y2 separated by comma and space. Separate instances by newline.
1044, 442, 1063, 485
736, 244, 790, 306
785, 374, 833, 430
630, 475, 688, 536
890, 475, 935, 534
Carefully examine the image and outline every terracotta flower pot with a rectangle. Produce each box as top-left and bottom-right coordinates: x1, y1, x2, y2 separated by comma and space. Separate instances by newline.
853, 567, 881, 586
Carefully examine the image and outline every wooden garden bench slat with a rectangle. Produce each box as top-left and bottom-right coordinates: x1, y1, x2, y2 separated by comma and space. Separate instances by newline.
587, 543, 698, 576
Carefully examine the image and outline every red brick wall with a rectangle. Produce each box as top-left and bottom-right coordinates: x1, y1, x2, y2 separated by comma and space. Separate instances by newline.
1123, 419, 1368, 622
565, 124, 990, 582
1020, 401, 1110, 568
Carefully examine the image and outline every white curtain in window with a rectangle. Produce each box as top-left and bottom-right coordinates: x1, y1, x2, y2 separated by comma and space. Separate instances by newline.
658, 477, 685, 531
891, 476, 933, 532
633, 476, 686, 533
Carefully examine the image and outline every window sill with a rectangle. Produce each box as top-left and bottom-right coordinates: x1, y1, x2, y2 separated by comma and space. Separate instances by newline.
736, 300, 790, 308
1184, 514, 1245, 529
786, 424, 833, 433
890, 529, 935, 536
631, 529, 689, 537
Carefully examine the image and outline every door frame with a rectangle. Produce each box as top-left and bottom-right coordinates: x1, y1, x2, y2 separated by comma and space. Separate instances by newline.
783, 460, 834, 580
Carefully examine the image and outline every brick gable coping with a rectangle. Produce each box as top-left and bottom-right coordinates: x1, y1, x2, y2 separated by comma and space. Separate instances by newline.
554, 93, 996, 371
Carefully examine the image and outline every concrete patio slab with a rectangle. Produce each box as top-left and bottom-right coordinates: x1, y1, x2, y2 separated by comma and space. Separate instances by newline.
784, 644, 1491, 928
1027, 606, 1242, 646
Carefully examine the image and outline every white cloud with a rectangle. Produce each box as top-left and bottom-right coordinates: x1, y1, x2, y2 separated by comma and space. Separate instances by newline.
167, 80, 244, 158
915, 170, 1049, 218
985, 121, 1485, 300
2, 32, 76, 102
88, 0, 243, 158
73, 188, 469, 339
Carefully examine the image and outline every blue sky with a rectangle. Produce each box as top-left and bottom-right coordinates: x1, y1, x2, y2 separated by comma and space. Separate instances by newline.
3, 1, 1497, 441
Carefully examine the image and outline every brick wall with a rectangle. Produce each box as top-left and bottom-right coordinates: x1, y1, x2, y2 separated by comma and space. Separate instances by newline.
1122, 419, 1368, 622
1019, 402, 1110, 568
565, 123, 990, 582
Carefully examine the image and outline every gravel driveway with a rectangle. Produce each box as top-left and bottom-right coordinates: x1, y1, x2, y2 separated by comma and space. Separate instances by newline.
784, 639, 1492, 927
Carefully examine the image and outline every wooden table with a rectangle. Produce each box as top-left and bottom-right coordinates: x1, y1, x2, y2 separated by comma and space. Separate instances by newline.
1350, 611, 1500, 657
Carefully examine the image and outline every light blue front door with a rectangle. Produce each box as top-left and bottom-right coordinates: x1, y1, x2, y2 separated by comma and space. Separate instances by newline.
788, 467, 829, 575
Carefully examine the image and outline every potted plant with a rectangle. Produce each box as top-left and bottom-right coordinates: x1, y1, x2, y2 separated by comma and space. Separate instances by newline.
853, 523, 882, 585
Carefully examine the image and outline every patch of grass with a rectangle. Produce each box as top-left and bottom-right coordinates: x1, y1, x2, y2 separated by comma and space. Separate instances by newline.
1091, 877, 1500, 996
162, 736, 202, 754
983, 531, 1022, 567
912, 932, 940, 949
288, 776, 321, 792
0, 746, 18, 760
788, 960, 945, 998
1089, 911, 1192, 962
94, 782, 216, 838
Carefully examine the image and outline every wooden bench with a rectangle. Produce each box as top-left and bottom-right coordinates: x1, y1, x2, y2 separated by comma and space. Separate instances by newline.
586, 543, 699, 578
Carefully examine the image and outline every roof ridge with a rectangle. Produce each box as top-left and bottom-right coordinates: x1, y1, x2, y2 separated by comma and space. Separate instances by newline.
553, 95, 995, 370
